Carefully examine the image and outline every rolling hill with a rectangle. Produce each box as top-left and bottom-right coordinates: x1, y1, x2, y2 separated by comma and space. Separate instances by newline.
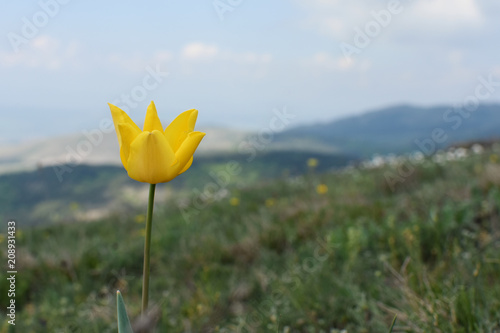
276, 104, 500, 157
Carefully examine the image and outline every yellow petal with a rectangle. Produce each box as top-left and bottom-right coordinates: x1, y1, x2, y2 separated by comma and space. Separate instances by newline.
126, 130, 178, 184
143, 101, 163, 132
178, 157, 193, 175
108, 103, 141, 143
117, 123, 141, 169
175, 131, 205, 172
164, 109, 198, 152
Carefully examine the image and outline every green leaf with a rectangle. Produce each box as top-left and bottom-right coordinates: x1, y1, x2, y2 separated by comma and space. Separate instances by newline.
117, 290, 134, 333
388, 314, 397, 333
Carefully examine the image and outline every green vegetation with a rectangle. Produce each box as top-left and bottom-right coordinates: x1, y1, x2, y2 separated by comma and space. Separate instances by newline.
0, 151, 353, 226
1, 149, 500, 332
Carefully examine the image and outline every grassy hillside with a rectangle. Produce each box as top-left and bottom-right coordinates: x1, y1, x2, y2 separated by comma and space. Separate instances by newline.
1, 146, 500, 332
277, 104, 500, 157
0, 151, 355, 226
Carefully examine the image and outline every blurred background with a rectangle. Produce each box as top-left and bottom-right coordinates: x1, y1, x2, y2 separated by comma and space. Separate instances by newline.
1, 0, 500, 332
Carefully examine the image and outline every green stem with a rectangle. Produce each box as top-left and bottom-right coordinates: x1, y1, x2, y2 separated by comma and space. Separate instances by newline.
142, 183, 156, 315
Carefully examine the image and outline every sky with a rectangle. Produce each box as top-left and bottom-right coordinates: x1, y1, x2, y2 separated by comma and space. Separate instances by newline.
1, 0, 500, 142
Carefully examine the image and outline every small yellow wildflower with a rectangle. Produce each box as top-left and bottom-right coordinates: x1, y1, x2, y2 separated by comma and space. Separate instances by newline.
265, 198, 275, 207
316, 184, 328, 194
307, 158, 319, 168
134, 214, 146, 223
230, 197, 240, 206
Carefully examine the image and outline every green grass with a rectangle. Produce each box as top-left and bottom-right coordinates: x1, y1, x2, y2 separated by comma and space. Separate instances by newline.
2, 150, 500, 332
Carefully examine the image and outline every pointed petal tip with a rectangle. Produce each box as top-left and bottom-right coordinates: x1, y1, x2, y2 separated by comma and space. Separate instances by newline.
191, 109, 199, 120
143, 101, 163, 132
187, 131, 206, 142
191, 131, 206, 138
108, 103, 121, 110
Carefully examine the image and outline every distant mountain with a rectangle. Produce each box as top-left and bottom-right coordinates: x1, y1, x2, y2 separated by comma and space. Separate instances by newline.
275, 104, 500, 157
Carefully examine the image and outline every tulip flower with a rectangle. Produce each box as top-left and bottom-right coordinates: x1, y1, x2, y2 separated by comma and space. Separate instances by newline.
109, 101, 205, 184
109, 101, 205, 318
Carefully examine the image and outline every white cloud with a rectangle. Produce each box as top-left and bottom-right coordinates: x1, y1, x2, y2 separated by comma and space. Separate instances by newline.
0, 35, 176, 75
177, 42, 273, 79
105, 50, 173, 73
180, 42, 272, 65
0, 35, 80, 70
181, 42, 219, 60
309, 52, 354, 71
306, 52, 375, 75
296, 0, 386, 40
412, 0, 482, 25
296, 0, 485, 42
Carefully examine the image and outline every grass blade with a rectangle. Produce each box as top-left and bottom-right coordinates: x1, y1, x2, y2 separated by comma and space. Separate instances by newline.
388, 314, 397, 333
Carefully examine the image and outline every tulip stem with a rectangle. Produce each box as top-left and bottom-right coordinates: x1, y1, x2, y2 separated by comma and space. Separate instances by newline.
142, 183, 156, 315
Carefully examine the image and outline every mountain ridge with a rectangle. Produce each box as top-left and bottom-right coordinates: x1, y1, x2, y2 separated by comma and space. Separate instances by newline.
276, 103, 500, 156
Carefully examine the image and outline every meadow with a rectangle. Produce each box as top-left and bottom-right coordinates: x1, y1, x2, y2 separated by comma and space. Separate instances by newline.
1, 147, 500, 332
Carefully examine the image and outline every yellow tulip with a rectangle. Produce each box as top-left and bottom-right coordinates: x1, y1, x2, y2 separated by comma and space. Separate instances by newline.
109, 101, 205, 184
